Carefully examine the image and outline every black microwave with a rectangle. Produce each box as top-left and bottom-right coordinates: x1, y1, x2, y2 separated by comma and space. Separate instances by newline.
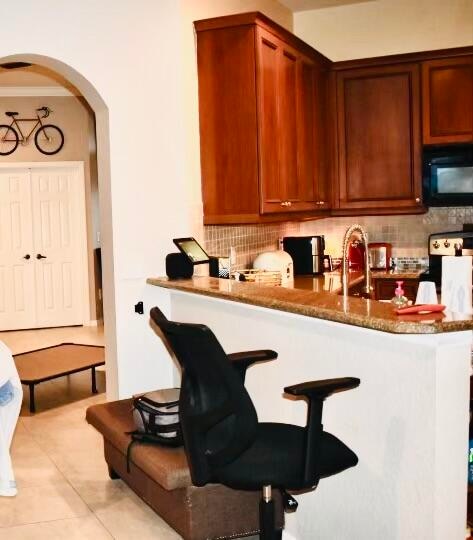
423, 144, 473, 206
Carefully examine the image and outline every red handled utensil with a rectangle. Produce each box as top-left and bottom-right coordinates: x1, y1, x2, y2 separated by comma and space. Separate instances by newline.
395, 304, 445, 315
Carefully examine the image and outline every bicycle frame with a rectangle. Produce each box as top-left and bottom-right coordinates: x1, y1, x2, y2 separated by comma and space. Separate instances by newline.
5, 114, 44, 143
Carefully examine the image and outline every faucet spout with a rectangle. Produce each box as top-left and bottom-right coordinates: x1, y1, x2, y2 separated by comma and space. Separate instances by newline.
341, 224, 371, 297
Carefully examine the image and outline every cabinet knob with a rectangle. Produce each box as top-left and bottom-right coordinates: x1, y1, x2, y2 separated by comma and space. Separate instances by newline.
286, 201, 292, 207
280, 201, 287, 207
23, 254, 30, 260
415, 197, 421, 203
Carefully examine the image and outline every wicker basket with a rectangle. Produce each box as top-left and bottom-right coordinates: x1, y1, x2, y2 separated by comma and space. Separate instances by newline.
232, 269, 282, 286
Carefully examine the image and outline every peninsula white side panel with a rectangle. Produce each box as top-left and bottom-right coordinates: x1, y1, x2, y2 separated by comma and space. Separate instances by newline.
170, 291, 471, 540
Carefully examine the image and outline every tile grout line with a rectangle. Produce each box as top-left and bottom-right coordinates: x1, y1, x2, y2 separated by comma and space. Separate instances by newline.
17, 401, 116, 539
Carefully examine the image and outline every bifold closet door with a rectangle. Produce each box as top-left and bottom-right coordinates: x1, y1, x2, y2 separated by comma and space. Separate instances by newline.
31, 167, 85, 328
0, 169, 36, 331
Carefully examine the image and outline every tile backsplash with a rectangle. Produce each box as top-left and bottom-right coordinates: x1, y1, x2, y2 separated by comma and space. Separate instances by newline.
203, 207, 473, 269
300, 207, 473, 258
204, 222, 302, 269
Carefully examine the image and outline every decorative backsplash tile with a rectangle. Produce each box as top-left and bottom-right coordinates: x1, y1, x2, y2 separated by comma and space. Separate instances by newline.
204, 222, 302, 269
203, 207, 472, 269
392, 257, 429, 271
300, 207, 473, 258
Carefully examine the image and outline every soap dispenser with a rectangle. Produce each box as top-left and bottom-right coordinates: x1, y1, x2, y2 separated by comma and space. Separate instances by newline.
391, 281, 409, 308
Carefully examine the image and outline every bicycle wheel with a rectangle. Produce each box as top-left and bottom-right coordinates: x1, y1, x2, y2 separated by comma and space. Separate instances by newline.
34, 124, 64, 155
0, 125, 19, 155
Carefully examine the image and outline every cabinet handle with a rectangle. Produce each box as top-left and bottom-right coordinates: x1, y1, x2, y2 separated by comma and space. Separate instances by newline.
23, 254, 31, 260
286, 201, 292, 207
36, 253, 47, 260
280, 201, 291, 207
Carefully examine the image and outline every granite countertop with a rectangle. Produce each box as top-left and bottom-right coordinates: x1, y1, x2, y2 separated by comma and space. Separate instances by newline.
147, 275, 473, 335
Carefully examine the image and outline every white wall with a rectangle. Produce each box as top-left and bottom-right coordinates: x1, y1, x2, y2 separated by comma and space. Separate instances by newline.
0, 0, 292, 399
294, 0, 473, 61
0, 0, 192, 398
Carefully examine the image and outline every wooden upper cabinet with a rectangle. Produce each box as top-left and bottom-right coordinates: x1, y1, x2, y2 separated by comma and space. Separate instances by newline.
422, 56, 473, 144
195, 13, 330, 224
257, 30, 285, 213
257, 29, 321, 214
196, 24, 260, 224
335, 63, 423, 213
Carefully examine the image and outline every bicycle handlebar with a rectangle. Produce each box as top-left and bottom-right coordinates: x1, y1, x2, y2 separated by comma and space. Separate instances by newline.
36, 106, 51, 118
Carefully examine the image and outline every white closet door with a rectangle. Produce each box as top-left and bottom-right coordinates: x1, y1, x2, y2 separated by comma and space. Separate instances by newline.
0, 169, 36, 331
31, 167, 86, 328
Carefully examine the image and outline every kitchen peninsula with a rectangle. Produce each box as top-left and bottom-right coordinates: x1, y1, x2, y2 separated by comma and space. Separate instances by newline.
148, 276, 473, 540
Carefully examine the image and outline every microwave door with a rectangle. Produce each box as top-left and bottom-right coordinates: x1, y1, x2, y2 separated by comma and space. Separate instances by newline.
436, 166, 473, 194
423, 144, 473, 206
426, 164, 473, 206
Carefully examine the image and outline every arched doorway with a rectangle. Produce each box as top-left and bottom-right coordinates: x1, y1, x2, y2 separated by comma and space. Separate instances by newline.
0, 53, 118, 399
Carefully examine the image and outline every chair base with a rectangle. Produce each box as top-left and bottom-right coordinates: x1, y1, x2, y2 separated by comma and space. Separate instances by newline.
260, 485, 283, 540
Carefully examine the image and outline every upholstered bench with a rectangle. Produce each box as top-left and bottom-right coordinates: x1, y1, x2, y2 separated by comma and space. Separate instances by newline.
86, 399, 283, 540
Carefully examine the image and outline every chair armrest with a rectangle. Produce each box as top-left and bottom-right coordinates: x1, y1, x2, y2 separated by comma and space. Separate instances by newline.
284, 377, 360, 400
228, 350, 277, 383
284, 377, 360, 485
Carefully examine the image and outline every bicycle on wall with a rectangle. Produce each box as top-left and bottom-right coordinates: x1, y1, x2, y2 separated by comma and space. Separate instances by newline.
0, 106, 65, 156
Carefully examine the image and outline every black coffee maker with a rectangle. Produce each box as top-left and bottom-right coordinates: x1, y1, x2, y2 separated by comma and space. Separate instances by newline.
283, 236, 325, 275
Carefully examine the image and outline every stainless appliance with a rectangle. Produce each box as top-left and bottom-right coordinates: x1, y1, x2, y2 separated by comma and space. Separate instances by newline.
368, 242, 392, 270
423, 144, 473, 206
420, 226, 473, 287
282, 236, 325, 275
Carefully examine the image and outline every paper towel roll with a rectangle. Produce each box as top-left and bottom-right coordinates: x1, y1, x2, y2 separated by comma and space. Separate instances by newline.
441, 256, 472, 314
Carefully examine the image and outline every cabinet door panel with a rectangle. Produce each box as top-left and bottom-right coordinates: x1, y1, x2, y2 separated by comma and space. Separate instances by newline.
294, 56, 324, 212
257, 30, 282, 213
422, 56, 473, 144
375, 279, 419, 301
197, 26, 260, 223
279, 47, 298, 204
336, 64, 422, 210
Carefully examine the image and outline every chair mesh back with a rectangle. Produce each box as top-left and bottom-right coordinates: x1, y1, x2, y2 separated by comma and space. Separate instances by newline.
150, 307, 258, 486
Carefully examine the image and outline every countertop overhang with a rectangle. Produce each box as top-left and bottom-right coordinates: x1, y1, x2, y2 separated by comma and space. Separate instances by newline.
147, 276, 473, 335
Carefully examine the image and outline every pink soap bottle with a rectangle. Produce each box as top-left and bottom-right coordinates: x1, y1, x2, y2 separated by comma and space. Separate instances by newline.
391, 280, 409, 308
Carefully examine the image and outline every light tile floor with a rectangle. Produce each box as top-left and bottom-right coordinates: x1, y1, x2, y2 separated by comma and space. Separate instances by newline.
0, 325, 105, 355
0, 326, 184, 540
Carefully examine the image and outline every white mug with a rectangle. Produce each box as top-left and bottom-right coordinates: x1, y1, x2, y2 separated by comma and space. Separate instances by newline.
415, 281, 438, 305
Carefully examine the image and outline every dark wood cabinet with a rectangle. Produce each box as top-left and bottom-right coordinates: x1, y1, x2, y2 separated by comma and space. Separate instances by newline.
334, 63, 423, 214
195, 13, 330, 224
257, 29, 327, 214
196, 13, 473, 224
422, 56, 473, 145
374, 278, 419, 302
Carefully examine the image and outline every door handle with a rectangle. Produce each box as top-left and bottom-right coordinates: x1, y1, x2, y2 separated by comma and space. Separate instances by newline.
36, 253, 47, 260
23, 254, 31, 260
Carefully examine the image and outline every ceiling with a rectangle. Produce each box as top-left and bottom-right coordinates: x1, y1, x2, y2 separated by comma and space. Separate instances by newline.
280, 0, 376, 12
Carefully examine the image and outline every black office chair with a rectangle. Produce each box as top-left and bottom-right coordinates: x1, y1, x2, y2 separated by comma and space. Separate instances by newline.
150, 307, 360, 540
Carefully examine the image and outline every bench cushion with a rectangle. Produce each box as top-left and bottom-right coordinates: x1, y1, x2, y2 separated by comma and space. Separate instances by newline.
86, 398, 192, 490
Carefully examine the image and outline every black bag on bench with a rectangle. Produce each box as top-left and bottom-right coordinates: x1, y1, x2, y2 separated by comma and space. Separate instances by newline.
126, 388, 182, 471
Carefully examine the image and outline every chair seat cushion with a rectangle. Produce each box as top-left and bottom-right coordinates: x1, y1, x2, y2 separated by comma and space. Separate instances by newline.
215, 422, 358, 490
